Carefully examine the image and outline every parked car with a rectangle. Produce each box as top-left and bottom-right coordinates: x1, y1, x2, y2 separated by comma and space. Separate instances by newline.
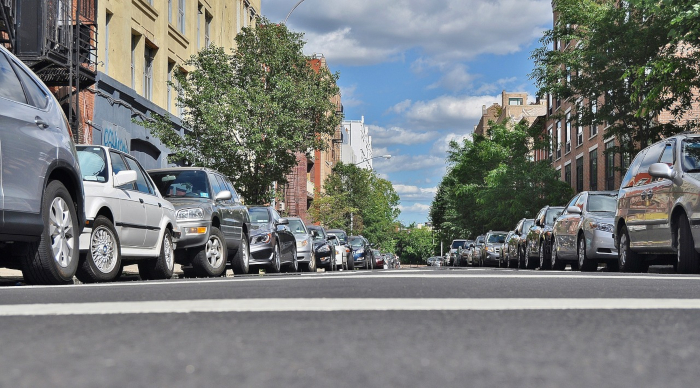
553, 191, 618, 271
0, 45, 86, 285
458, 240, 475, 266
504, 218, 534, 269
148, 167, 251, 276
327, 229, 353, 270
328, 234, 347, 270
480, 231, 507, 267
288, 217, 316, 272
349, 235, 373, 269
76, 146, 180, 282
614, 134, 700, 273
524, 206, 565, 269
307, 225, 337, 271
448, 239, 467, 266
373, 249, 384, 268
427, 256, 442, 267
469, 235, 486, 266
248, 206, 297, 273
502, 230, 517, 267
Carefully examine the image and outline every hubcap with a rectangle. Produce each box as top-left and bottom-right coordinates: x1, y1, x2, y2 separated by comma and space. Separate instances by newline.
164, 234, 174, 271
275, 244, 280, 270
539, 244, 544, 267
90, 226, 117, 273
677, 227, 682, 265
241, 239, 249, 271
206, 236, 224, 269
49, 197, 75, 268
578, 238, 585, 267
620, 234, 627, 267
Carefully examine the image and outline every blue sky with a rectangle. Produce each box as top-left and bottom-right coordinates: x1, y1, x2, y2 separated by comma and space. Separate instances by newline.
262, 0, 553, 225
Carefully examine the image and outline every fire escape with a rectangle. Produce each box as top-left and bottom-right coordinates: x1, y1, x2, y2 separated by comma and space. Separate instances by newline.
0, 0, 97, 143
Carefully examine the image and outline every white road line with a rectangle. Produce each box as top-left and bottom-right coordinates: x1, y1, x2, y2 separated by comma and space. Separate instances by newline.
3, 272, 700, 291
3, 298, 700, 316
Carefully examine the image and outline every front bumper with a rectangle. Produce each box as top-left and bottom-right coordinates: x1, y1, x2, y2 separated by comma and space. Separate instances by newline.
173, 220, 211, 250
483, 251, 501, 264
585, 229, 618, 260
296, 247, 312, 263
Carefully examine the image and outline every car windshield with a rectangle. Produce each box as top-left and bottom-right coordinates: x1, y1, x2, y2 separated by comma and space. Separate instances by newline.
587, 194, 617, 212
77, 147, 108, 182
476, 237, 485, 244
682, 138, 700, 172
349, 237, 364, 247
328, 230, 347, 242
523, 220, 534, 232
249, 208, 270, 223
149, 170, 211, 199
451, 240, 466, 249
309, 228, 326, 241
288, 219, 307, 235
487, 234, 506, 243
545, 208, 563, 225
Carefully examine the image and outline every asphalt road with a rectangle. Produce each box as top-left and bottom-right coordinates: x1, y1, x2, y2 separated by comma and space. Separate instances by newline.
2, 266, 700, 387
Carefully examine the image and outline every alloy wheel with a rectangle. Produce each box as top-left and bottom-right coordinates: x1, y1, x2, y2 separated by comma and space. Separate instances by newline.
90, 225, 118, 274
206, 235, 224, 269
49, 197, 75, 268
163, 233, 174, 272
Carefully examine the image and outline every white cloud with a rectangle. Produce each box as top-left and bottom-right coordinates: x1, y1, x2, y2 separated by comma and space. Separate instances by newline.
394, 184, 437, 201
430, 132, 473, 155
427, 64, 477, 92
400, 95, 498, 129
264, 0, 552, 66
369, 125, 439, 147
474, 77, 519, 95
398, 203, 431, 213
339, 84, 364, 108
373, 154, 445, 174
386, 99, 413, 115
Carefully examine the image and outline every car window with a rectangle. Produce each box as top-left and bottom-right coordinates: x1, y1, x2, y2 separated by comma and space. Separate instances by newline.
209, 174, 224, 194
288, 219, 307, 234
271, 208, 282, 220
487, 234, 506, 243
0, 52, 28, 104
77, 147, 109, 182
545, 208, 563, 225
12, 61, 49, 109
574, 194, 586, 210
222, 179, 240, 202
565, 195, 580, 210
149, 170, 212, 198
522, 220, 534, 232
659, 142, 674, 166
682, 138, 700, 172
124, 157, 155, 195
620, 148, 648, 188
587, 194, 617, 212
349, 237, 364, 247
249, 208, 271, 223
634, 143, 665, 186
110, 151, 135, 190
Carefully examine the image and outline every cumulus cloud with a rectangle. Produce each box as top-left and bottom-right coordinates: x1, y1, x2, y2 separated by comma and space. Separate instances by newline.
386, 99, 413, 115
373, 154, 445, 174
431, 132, 474, 155
264, 0, 551, 66
427, 64, 477, 92
398, 203, 432, 213
339, 84, 364, 108
369, 125, 439, 147
400, 95, 498, 129
394, 185, 437, 202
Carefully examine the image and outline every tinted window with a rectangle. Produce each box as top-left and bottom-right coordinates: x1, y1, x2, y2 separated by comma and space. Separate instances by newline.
682, 138, 700, 172
545, 208, 563, 225
308, 227, 326, 241
77, 147, 108, 182
12, 61, 49, 109
349, 237, 364, 247
110, 152, 134, 190
149, 170, 211, 198
451, 240, 466, 249
620, 148, 647, 188
0, 52, 27, 104
249, 208, 271, 223
124, 157, 154, 195
487, 234, 506, 243
522, 220, 534, 233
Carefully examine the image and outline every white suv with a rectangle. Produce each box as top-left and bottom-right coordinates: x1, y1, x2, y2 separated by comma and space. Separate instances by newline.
76, 146, 180, 282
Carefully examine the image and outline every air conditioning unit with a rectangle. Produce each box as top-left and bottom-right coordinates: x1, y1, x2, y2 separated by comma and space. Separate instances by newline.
278, 202, 286, 212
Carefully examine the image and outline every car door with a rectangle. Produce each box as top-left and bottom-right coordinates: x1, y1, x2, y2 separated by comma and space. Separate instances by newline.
209, 173, 234, 246
221, 176, 247, 247
0, 51, 58, 219
530, 208, 546, 257
109, 151, 148, 248
555, 195, 580, 259
271, 208, 294, 260
124, 156, 163, 249
628, 143, 665, 247
645, 141, 676, 249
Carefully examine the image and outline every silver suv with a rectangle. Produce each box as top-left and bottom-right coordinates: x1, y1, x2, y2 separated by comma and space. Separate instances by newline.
0, 46, 85, 284
615, 134, 700, 273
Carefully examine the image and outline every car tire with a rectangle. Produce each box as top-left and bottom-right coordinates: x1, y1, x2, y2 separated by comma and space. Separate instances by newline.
677, 215, 700, 274
551, 241, 566, 271
618, 226, 643, 273
347, 253, 354, 270
138, 229, 175, 280
539, 241, 550, 270
578, 234, 597, 272
525, 244, 535, 269
269, 243, 281, 273
191, 226, 227, 277
284, 246, 299, 273
231, 234, 250, 275
19, 180, 80, 285
76, 216, 122, 283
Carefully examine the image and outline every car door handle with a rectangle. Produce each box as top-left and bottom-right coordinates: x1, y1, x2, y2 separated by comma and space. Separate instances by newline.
35, 116, 49, 129
139, 198, 144, 204
646, 190, 653, 200
158, 202, 162, 207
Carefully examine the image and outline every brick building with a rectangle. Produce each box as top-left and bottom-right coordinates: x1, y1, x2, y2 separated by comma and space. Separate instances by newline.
474, 91, 546, 136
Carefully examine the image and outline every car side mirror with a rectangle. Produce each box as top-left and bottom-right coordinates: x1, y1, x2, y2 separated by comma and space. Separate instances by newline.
113, 170, 137, 187
215, 190, 232, 201
566, 206, 582, 215
276, 218, 289, 225
649, 162, 677, 181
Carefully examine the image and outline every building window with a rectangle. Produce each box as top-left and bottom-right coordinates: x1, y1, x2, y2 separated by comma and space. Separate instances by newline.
548, 94, 553, 115
243, 1, 249, 27
605, 141, 615, 190
205, 14, 211, 47
565, 164, 572, 186
577, 113, 583, 146
177, 69, 186, 118
144, 46, 154, 100
590, 149, 598, 191
590, 99, 598, 137
509, 98, 523, 106
565, 113, 571, 154
167, 61, 174, 113
197, 3, 202, 49
548, 126, 553, 160
576, 157, 584, 193
556, 121, 562, 159
168, 0, 172, 23
131, 35, 137, 89
178, 0, 186, 34
104, 12, 112, 75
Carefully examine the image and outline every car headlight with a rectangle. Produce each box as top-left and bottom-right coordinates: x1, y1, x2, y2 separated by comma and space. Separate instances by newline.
318, 245, 330, 253
589, 222, 614, 233
254, 233, 271, 244
296, 240, 308, 249
486, 246, 493, 252
177, 208, 204, 220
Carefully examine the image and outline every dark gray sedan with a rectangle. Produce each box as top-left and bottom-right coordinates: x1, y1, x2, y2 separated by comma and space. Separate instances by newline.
248, 206, 297, 273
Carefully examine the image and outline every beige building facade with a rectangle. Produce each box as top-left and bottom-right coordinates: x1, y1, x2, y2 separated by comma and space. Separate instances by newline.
474, 91, 546, 136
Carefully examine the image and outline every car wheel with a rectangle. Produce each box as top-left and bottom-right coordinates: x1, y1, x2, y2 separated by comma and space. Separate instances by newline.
303, 251, 317, 272
76, 216, 122, 283
551, 242, 566, 271
525, 244, 534, 269
191, 227, 227, 277
138, 229, 175, 280
618, 226, 643, 273
347, 253, 354, 270
18, 181, 80, 285
538, 242, 547, 270
284, 246, 299, 273
231, 234, 250, 274
269, 243, 281, 273
677, 215, 700, 274
578, 234, 597, 272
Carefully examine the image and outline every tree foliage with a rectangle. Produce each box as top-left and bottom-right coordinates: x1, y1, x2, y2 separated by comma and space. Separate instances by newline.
430, 121, 573, 244
531, 0, 699, 160
136, 19, 341, 204
394, 226, 434, 264
311, 163, 400, 250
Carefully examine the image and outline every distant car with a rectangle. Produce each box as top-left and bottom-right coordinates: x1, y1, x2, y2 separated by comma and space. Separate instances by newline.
504, 218, 534, 268
553, 191, 618, 271
427, 256, 442, 267
0, 45, 86, 285
148, 167, 251, 276
76, 146, 180, 282
458, 240, 475, 267
307, 225, 337, 271
373, 249, 384, 268
448, 239, 467, 266
480, 231, 507, 267
524, 206, 565, 270
349, 235, 373, 269
327, 229, 353, 270
470, 235, 486, 266
248, 206, 297, 273
288, 217, 316, 272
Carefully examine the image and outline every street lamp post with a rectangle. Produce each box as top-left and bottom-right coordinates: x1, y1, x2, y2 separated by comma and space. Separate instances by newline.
351, 154, 391, 168
284, 0, 307, 24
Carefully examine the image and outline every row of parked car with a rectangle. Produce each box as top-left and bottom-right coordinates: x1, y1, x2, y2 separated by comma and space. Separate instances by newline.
0, 45, 388, 285
449, 132, 700, 274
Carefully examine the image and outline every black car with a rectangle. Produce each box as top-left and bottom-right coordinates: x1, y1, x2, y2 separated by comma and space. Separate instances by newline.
306, 225, 337, 271
248, 206, 297, 273
349, 235, 374, 270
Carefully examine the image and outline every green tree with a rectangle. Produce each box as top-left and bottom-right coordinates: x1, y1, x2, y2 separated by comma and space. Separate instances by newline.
136, 19, 341, 204
395, 226, 435, 265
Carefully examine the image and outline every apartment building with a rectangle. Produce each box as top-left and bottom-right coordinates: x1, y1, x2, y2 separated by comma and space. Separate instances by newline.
89, 0, 260, 169
474, 91, 546, 136
341, 117, 374, 169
